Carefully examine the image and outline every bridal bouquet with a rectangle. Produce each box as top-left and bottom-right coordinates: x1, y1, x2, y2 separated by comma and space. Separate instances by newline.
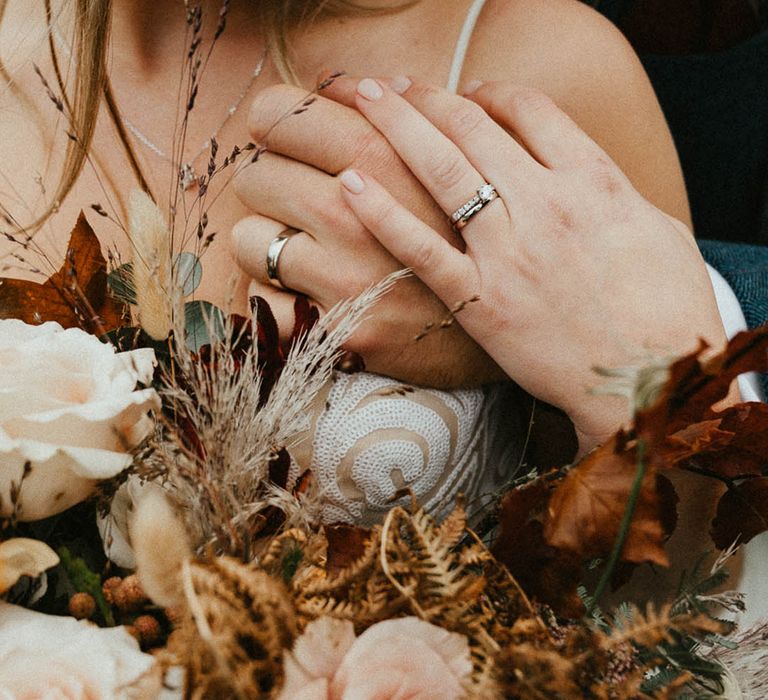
1, 198, 767, 699
2, 7, 768, 698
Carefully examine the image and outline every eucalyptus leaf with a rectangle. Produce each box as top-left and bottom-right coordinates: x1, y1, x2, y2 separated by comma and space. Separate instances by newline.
174, 252, 203, 297
184, 300, 226, 352
107, 263, 135, 305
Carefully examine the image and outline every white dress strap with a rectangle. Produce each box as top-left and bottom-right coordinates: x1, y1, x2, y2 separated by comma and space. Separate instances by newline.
446, 0, 489, 94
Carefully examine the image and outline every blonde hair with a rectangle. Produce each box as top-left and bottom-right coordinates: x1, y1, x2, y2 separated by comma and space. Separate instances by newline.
259, 1, 417, 84
0, 0, 416, 230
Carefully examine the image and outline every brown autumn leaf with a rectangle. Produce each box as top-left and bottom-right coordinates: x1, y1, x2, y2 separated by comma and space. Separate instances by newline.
711, 477, 768, 549
660, 419, 733, 466
691, 402, 768, 479
497, 327, 768, 600
325, 523, 372, 576
493, 480, 584, 618
621, 328, 768, 553
544, 437, 669, 567
638, 327, 768, 441
0, 212, 123, 333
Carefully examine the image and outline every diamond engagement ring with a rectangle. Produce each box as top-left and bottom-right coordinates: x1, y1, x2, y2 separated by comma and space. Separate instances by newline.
451, 183, 499, 231
266, 228, 299, 290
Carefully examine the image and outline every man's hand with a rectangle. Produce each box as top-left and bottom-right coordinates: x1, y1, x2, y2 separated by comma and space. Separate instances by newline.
231, 84, 504, 387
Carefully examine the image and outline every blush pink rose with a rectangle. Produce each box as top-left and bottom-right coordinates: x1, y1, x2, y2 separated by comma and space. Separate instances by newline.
278, 616, 472, 700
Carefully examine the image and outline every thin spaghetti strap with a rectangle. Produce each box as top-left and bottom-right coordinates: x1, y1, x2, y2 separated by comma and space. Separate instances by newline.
446, 0, 489, 94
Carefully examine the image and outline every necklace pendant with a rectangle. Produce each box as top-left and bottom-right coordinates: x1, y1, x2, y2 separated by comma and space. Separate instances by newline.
180, 163, 197, 191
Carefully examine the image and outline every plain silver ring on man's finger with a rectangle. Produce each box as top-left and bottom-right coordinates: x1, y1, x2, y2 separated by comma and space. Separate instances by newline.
266, 227, 300, 290
451, 183, 499, 231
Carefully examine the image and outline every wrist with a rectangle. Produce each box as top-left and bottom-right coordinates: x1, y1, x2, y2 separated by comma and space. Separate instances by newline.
566, 392, 631, 457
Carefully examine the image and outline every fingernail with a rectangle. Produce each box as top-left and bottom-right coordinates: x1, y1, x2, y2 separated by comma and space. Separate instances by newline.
357, 78, 384, 101
391, 75, 412, 94
463, 79, 483, 95
340, 169, 365, 194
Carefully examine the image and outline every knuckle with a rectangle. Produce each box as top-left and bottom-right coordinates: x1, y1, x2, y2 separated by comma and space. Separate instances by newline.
366, 197, 394, 230
545, 197, 577, 234
230, 217, 251, 243
348, 128, 398, 172
405, 82, 442, 104
408, 238, 436, 272
246, 84, 304, 140
308, 196, 358, 232
506, 88, 555, 119
444, 102, 487, 141
429, 151, 467, 191
230, 216, 273, 271
588, 156, 625, 196
231, 166, 252, 201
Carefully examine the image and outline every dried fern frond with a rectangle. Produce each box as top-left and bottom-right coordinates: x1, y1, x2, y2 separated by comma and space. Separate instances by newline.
599, 604, 722, 652
163, 556, 297, 700
139, 502, 734, 700
287, 503, 541, 695
494, 603, 727, 700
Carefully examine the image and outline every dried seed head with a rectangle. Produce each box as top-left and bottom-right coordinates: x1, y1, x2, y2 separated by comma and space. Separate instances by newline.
114, 574, 148, 613
102, 576, 123, 606
128, 189, 174, 341
592, 355, 675, 412
68, 592, 96, 620
131, 490, 192, 609
133, 614, 163, 648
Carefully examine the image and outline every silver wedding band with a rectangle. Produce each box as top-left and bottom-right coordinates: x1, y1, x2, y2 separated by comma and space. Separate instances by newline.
266, 227, 299, 290
451, 183, 499, 231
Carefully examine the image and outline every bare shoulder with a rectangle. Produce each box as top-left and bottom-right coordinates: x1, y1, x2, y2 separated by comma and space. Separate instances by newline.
457, 0, 692, 226
462, 0, 644, 93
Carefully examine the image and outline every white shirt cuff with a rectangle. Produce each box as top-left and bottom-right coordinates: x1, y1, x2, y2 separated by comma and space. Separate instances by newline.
706, 262, 763, 402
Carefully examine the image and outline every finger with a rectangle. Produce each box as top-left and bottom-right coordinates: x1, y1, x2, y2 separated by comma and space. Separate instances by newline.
353, 78, 487, 216
248, 84, 384, 174
248, 83, 465, 250
338, 169, 477, 304
316, 71, 358, 108
465, 82, 601, 169
387, 77, 537, 180
230, 215, 329, 296
233, 152, 359, 238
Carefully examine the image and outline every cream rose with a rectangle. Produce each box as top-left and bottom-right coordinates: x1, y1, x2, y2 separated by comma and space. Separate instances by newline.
97, 477, 168, 569
278, 616, 473, 700
0, 601, 155, 699
0, 320, 159, 521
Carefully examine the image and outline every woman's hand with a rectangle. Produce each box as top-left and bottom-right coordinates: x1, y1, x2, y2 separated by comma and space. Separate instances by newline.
330, 77, 728, 452
230, 84, 504, 387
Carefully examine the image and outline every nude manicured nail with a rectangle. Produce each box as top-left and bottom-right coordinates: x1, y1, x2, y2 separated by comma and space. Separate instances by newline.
340, 169, 366, 194
463, 79, 484, 95
391, 75, 412, 94
357, 78, 384, 101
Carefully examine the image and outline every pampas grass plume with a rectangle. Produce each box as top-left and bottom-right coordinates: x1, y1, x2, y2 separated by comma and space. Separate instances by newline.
128, 189, 174, 341
131, 489, 192, 609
